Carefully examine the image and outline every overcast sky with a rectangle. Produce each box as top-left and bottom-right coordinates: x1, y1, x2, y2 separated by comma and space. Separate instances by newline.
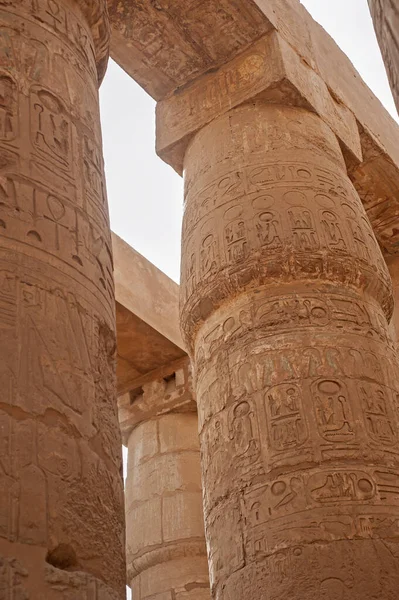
103, 3, 398, 597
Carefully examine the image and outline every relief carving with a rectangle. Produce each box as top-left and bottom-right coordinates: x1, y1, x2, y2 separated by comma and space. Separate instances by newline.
312, 379, 355, 443
228, 400, 260, 467
31, 87, 72, 170
182, 104, 399, 597
264, 384, 308, 451
0, 0, 124, 593
0, 75, 17, 141
0, 556, 29, 599
359, 384, 397, 446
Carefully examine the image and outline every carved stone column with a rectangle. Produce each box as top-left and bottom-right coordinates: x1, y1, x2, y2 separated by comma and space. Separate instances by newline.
119, 359, 210, 600
368, 0, 399, 113
179, 102, 399, 599
385, 255, 399, 342
0, 1, 125, 597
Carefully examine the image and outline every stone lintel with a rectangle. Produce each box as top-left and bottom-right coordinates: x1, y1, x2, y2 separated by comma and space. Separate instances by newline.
107, 0, 272, 101
113, 233, 187, 395
118, 356, 195, 445
108, 0, 399, 252
156, 30, 362, 174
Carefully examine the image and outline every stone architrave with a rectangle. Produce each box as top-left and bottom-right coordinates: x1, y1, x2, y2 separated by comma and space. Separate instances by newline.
0, 1, 125, 597
176, 99, 399, 598
119, 359, 210, 600
369, 0, 399, 113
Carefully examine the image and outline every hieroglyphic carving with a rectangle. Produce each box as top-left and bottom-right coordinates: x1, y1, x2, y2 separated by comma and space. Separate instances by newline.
0, 556, 29, 599
0, 75, 17, 141
182, 104, 399, 598
0, 173, 113, 303
44, 563, 123, 599
264, 384, 308, 452
312, 379, 355, 443
359, 383, 397, 446
1, 0, 97, 79
0, 0, 124, 595
30, 87, 72, 171
181, 159, 392, 315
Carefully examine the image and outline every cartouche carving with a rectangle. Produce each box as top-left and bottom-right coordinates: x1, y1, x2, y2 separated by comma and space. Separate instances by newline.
181, 103, 399, 599
0, 0, 124, 597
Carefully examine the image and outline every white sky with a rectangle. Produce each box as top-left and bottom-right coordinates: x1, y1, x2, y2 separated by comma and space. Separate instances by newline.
100, 0, 398, 288
101, 4, 397, 596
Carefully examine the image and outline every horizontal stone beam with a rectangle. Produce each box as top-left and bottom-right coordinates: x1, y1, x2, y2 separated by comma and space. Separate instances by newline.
156, 30, 362, 173
112, 233, 186, 395
113, 232, 183, 348
107, 0, 272, 100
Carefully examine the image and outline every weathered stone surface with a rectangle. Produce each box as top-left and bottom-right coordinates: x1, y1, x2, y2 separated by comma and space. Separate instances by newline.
386, 254, 399, 342
109, 0, 399, 253
369, 0, 399, 113
113, 233, 186, 395
122, 359, 209, 599
180, 102, 399, 598
156, 30, 362, 175
107, 0, 272, 101
0, 0, 125, 597
113, 233, 183, 350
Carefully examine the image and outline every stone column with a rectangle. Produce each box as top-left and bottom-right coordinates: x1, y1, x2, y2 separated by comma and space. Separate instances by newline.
368, 0, 399, 113
119, 360, 210, 600
0, 1, 125, 598
180, 102, 399, 599
385, 255, 399, 343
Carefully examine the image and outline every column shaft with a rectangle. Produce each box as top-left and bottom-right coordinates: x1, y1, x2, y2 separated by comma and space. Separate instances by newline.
0, 0, 125, 597
123, 367, 209, 600
368, 0, 399, 113
181, 102, 399, 599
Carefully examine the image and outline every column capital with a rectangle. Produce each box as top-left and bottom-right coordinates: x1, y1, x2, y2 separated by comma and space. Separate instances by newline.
156, 31, 362, 176
118, 357, 196, 445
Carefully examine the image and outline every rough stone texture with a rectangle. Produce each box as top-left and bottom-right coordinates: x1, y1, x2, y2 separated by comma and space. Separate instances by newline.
0, 0, 125, 597
121, 359, 209, 599
156, 30, 362, 174
180, 102, 399, 599
113, 233, 184, 351
107, 0, 399, 253
369, 0, 399, 114
386, 255, 399, 343
112, 233, 186, 395
107, 0, 272, 101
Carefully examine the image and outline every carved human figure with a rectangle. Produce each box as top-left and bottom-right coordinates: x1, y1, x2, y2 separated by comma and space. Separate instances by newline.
0, 0, 124, 597
0, 76, 16, 140
256, 210, 282, 249
180, 103, 399, 599
229, 401, 258, 460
